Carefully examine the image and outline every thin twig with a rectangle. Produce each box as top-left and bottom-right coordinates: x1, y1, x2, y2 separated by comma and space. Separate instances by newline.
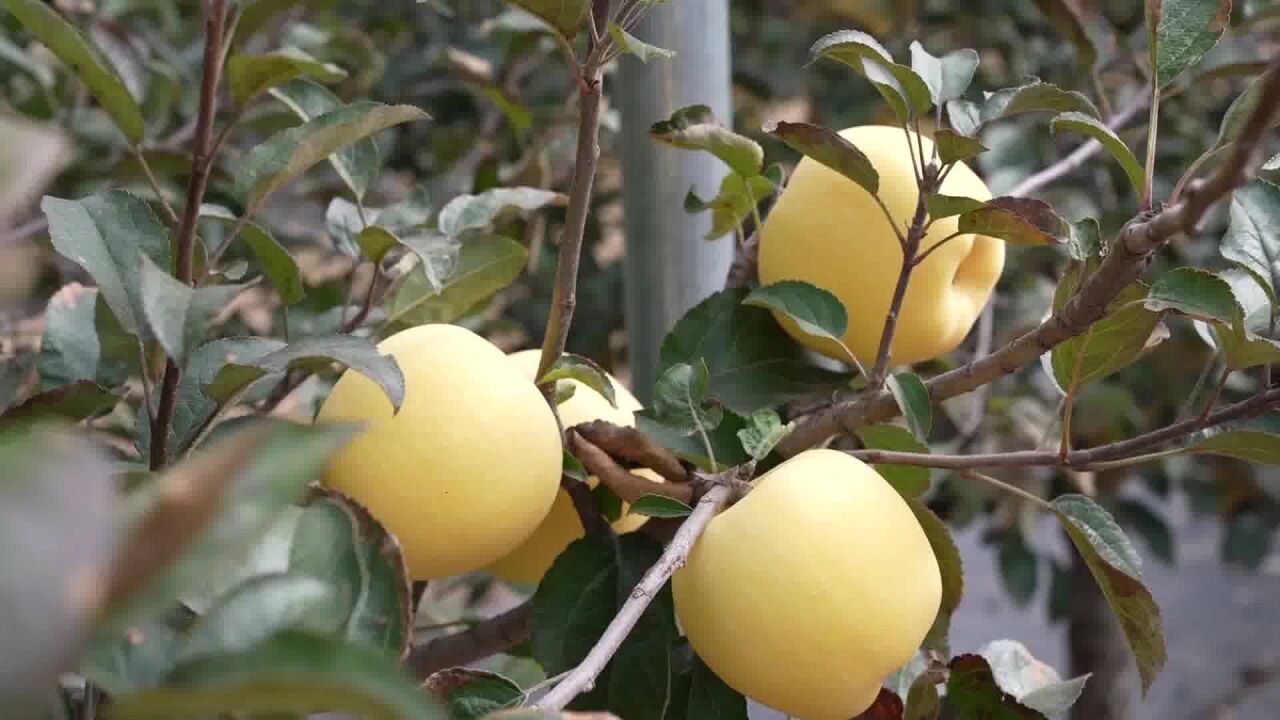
868, 179, 932, 388
962, 470, 1052, 509
537, 482, 733, 710
131, 145, 180, 226
150, 0, 230, 471
572, 420, 688, 484
570, 431, 694, 504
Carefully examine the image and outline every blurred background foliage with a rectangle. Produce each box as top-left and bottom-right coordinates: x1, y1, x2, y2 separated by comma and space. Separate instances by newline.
3, 0, 1280, 718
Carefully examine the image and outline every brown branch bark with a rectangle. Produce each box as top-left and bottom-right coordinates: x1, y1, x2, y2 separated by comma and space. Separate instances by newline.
569, 431, 694, 505
572, 420, 689, 484
869, 187, 932, 387
408, 602, 532, 678
779, 55, 1280, 457
150, 0, 230, 471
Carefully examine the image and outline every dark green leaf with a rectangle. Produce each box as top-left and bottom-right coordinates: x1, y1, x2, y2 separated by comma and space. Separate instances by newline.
1032, 0, 1114, 73
226, 48, 346, 106
1067, 218, 1103, 262
1222, 509, 1278, 570
1051, 494, 1166, 694
532, 536, 617, 674
650, 105, 764, 177
42, 191, 171, 336
358, 225, 400, 263
289, 488, 413, 657
998, 528, 1038, 608
438, 187, 561, 238
607, 535, 677, 720
384, 235, 527, 329
736, 409, 793, 461
635, 412, 750, 473
942, 655, 1044, 719
858, 424, 931, 497
1152, 0, 1232, 87
686, 657, 748, 720
1051, 112, 1145, 194
1222, 181, 1280, 306
652, 361, 723, 438
0, 381, 118, 425
0, 423, 116, 715
628, 494, 693, 519
933, 129, 987, 165
1187, 428, 1280, 464
981, 81, 1101, 122
208, 335, 404, 411
39, 286, 126, 389
139, 255, 251, 365
1115, 500, 1175, 564
171, 337, 285, 454
809, 30, 933, 121
83, 606, 196, 695
503, 0, 589, 39
540, 353, 617, 409
744, 280, 849, 350
608, 23, 675, 63
766, 122, 878, 194
908, 498, 963, 648
424, 668, 523, 719
1050, 272, 1161, 390
926, 193, 985, 220
904, 673, 941, 720
1213, 72, 1280, 157
1145, 266, 1242, 322
887, 372, 931, 440
958, 197, 1069, 246
563, 450, 589, 483
178, 574, 343, 662
1, 0, 145, 141
1213, 318, 1280, 369
108, 631, 448, 719
659, 289, 854, 415
200, 204, 304, 304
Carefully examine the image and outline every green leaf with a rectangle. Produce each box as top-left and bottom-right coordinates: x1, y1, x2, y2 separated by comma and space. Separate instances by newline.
947, 99, 983, 136
980, 639, 1086, 715
226, 47, 347, 107
208, 335, 405, 411
744, 280, 849, 350
254, 85, 427, 204
958, 197, 1069, 246
685, 173, 776, 240
636, 412, 750, 473
1051, 111, 1146, 195
887, 372, 931, 440
397, 231, 462, 293
1187, 428, 1280, 464
540, 353, 617, 409
926, 193, 986, 220
42, 191, 171, 336
660, 289, 854, 415
910, 43, 979, 104
1213, 318, 1280, 370
942, 655, 1044, 719
736, 409, 793, 461
650, 105, 764, 177
904, 673, 942, 720
531, 536, 617, 674
933, 129, 987, 165
170, 337, 285, 454
177, 574, 343, 662
39, 286, 128, 390
981, 80, 1101, 122
606, 534, 677, 720
809, 30, 933, 122
685, 657, 748, 720
1051, 494, 1166, 694
608, 23, 675, 63
0, 423, 116, 715
1145, 266, 1242, 322
200, 204, 304, 304
83, 606, 196, 695
908, 499, 963, 653
0, 381, 119, 426
1050, 271, 1162, 390
652, 361, 723, 437
424, 668, 523, 719
384, 235, 527, 329
438, 187, 561, 238
289, 488, 413, 657
766, 122, 878, 195
1222, 181, 1280, 307
998, 528, 1038, 608
502, 0, 589, 39
1115, 499, 1175, 564
1, 0, 145, 142
857, 424, 931, 497
357, 225, 400, 263
1212, 72, 1280, 159
108, 631, 447, 719
1152, 0, 1232, 88
96, 421, 359, 636
140, 255, 251, 366
1067, 218, 1104, 262
628, 494, 694, 519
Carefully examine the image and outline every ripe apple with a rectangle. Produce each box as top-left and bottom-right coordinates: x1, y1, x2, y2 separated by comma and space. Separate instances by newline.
672, 449, 941, 720
486, 349, 660, 586
315, 324, 562, 581
759, 124, 1004, 367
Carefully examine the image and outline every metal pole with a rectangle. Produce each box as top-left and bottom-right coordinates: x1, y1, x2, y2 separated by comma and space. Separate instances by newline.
618, 0, 735, 403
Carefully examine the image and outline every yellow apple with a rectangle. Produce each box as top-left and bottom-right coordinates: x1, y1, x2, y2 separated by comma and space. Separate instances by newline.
315, 324, 562, 581
672, 449, 941, 720
759, 124, 1004, 367
486, 349, 660, 586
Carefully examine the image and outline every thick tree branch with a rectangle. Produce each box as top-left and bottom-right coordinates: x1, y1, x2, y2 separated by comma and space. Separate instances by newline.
779, 56, 1280, 457
537, 481, 735, 710
150, 0, 229, 471
408, 602, 532, 678
572, 420, 689, 484
1007, 94, 1150, 199
569, 431, 694, 504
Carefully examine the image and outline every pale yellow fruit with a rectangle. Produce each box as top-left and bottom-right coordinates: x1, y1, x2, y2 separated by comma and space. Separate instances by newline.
673, 449, 941, 720
759, 124, 1004, 367
316, 324, 562, 581
486, 349, 659, 586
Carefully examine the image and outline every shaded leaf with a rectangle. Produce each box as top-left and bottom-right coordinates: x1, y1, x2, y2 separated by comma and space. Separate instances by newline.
685, 657, 748, 720
1051, 112, 1146, 195
608, 23, 674, 63
1051, 494, 1166, 693
503, 0, 590, 39
809, 30, 932, 121
1050, 271, 1161, 391
942, 655, 1044, 719
1115, 499, 1175, 564
1221, 181, 1280, 306
438, 187, 560, 238
958, 197, 1069, 246
531, 536, 616, 674
628, 494, 693, 519
926, 193, 985, 220
766, 122, 878, 194
858, 425, 931, 497
1152, 0, 1232, 88
385, 234, 527, 329
177, 574, 343, 662
1067, 218, 1103, 262
208, 335, 404, 411
635, 412, 750, 473
998, 528, 1038, 608
652, 361, 723, 438
1032, 0, 1115, 73
947, 99, 983, 137
744, 280, 850, 350
1188, 428, 1280, 464
0, 381, 118, 425
887, 372, 931, 440
650, 105, 764, 177
83, 606, 196, 695
1145, 266, 1242, 322
425, 668, 522, 719
541, 353, 617, 409
933, 129, 987, 165
981, 81, 1101, 122
226, 48, 346, 106
736, 409, 793, 461
39, 286, 127, 389
139, 255, 251, 365
1, 0, 145, 141
201, 205, 303, 304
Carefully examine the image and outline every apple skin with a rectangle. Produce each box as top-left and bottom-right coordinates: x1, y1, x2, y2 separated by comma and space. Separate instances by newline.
672, 448, 941, 720
759, 124, 1004, 367
315, 324, 563, 581
486, 349, 659, 586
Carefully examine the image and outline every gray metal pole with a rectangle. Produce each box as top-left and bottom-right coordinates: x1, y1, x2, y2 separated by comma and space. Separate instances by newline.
618, 0, 735, 403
